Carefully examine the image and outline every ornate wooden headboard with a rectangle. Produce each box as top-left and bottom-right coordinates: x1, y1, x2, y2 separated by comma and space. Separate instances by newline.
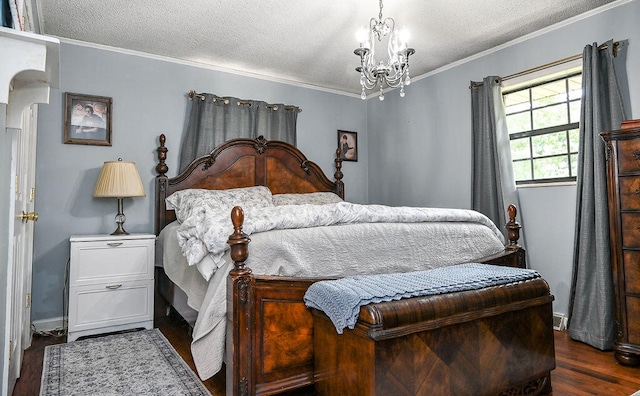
154, 134, 344, 234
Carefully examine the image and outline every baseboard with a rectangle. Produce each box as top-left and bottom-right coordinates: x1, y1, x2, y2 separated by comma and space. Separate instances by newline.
32, 316, 67, 333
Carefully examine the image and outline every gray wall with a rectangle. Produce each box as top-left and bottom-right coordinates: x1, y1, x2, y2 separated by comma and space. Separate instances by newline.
32, 44, 367, 322
367, 0, 639, 317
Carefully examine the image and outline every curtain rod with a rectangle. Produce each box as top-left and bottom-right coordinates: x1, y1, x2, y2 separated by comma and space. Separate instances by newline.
469, 41, 619, 89
188, 90, 302, 112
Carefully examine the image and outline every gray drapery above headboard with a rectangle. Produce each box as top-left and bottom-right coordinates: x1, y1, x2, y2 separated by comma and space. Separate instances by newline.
179, 92, 300, 172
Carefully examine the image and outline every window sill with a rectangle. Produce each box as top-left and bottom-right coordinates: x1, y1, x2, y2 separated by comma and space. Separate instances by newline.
516, 181, 577, 188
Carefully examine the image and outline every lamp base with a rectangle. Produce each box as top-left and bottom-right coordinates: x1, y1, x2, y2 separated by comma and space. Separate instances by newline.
111, 198, 129, 235
111, 222, 129, 235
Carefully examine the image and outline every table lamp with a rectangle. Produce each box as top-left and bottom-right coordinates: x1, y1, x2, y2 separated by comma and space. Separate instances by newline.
93, 158, 146, 235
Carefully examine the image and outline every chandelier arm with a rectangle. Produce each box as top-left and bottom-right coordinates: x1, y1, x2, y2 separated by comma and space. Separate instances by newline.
359, 66, 379, 90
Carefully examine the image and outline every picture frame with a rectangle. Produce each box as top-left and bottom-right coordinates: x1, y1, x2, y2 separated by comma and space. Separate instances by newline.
64, 93, 112, 146
338, 130, 358, 162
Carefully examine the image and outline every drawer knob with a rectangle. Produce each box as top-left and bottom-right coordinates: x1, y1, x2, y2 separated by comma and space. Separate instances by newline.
634, 150, 640, 159
636, 189, 640, 195
107, 242, 123, 247
105, 284, 123, 290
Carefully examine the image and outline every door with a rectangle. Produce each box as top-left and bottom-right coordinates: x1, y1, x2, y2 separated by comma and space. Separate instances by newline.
6, 104, 38, 394
0, 27, 58, 396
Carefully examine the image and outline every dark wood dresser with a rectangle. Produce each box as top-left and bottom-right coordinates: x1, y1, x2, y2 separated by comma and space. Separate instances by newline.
601, 125, 640, 366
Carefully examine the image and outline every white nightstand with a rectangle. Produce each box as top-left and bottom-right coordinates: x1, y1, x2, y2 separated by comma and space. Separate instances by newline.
67, 233, 155, 342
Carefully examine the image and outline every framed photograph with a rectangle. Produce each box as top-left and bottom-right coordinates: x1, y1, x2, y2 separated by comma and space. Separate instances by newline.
64, 93, 112, 146
338, 130, 358, 162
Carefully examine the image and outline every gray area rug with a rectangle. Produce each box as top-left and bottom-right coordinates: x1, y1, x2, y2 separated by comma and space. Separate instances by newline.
40, 329, 211, 396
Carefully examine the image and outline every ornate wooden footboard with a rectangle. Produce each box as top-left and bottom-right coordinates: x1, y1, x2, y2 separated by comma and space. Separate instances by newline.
226, 206, 530, 396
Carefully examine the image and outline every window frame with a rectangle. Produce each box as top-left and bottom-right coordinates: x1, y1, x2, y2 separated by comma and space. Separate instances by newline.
503, 71, 582, 185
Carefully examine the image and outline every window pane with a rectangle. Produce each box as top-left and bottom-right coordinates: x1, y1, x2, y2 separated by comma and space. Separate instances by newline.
569, 100, 581, 123
504, 91, 530, 114
532, 131, 568, 157
568, 129, 579, 152
513, 160, 532, 181
531, 80, 567, 108
568, 76, 582, 100
506, 112, 531, 134
570, 153, 578, 177
510, 137, 530, 160
533, 103, 568, 129
533, 155, 570, 179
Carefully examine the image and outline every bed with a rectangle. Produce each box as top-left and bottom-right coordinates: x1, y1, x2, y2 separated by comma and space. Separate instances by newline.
153, 134, 549, 396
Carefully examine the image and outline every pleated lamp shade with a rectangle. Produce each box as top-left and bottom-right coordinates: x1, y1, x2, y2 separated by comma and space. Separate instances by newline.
93, 159, 146, 198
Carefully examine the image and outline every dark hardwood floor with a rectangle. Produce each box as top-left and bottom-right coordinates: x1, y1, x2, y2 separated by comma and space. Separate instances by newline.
13, 307, 640, 396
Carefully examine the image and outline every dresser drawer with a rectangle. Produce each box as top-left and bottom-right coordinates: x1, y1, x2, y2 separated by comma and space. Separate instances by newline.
628, 296, 640, 345
621, 213, 640, 248
623, 251, 640, 294
617, 139, 640, 174
619, 177, 640, 210
70, 238, 154, 285
68, 280, 153, 331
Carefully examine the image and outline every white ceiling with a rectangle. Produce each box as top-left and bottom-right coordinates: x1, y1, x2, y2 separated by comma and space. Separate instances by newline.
37, 0, 617, 96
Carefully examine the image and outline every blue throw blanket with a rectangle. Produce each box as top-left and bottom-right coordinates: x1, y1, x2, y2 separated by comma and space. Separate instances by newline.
304, 263, 540, 334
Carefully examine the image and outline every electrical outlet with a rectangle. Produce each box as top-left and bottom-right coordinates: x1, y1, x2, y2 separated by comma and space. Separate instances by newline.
553, 312, 566, 331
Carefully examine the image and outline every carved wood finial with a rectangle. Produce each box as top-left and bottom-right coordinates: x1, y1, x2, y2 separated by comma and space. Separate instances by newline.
228, 206, 252, 275
156, 134, 168, 176
506, 204, 521, 250
254, 135, 268, 154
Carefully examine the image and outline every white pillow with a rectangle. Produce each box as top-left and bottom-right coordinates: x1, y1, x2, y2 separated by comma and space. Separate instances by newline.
166, 186, 273, 222
272, 192, 343, 206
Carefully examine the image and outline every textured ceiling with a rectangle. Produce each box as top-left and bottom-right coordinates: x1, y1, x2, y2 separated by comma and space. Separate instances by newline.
38, 0, 617, 96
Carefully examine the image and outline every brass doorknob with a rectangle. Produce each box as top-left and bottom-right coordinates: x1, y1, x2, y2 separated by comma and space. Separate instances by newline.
20, 211, 39, 223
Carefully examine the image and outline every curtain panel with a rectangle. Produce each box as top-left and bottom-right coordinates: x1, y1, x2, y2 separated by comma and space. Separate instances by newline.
179, 93, 299, 172
568, 40, 625, 350
470, 76, 520, 240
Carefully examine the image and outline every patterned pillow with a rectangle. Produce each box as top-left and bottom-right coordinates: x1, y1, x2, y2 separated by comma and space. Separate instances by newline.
272, 192, 343, 206
166, 186, 273, 222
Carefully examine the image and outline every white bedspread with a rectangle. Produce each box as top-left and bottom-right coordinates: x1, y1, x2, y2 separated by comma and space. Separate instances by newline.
176, 202, 505, 277
160, 204, 508, 380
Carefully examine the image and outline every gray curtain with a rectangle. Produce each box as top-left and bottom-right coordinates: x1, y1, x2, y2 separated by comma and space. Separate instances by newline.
471, 76, 520, 240
179, 93, 299, 172
568, 40, 625, 350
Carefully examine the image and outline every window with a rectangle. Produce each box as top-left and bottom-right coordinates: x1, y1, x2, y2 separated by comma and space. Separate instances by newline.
503, 71, 582, 184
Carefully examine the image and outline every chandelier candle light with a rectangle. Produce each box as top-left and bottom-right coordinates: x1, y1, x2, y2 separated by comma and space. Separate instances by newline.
355, 0, 415, 100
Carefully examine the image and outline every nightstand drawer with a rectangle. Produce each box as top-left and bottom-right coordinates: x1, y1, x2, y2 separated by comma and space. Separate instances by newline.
70, 238, 154, 285
68, 280, 153, 331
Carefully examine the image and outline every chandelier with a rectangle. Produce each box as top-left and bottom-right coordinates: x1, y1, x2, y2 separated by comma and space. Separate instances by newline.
354, 0, 415, 101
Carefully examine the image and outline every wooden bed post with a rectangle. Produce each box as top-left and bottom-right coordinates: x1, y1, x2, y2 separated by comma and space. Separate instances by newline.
334, 147, 345, 199
505, 204, 522, 250
155, 134, 169, 235
227, 206, 255, 396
